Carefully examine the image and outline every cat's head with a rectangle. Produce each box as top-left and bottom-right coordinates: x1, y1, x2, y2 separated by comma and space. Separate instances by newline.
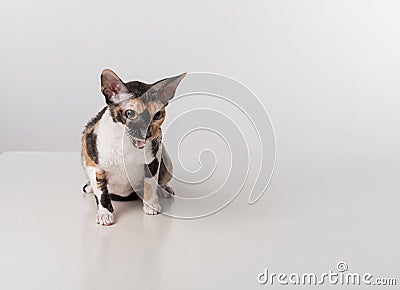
100, 69, 186, 149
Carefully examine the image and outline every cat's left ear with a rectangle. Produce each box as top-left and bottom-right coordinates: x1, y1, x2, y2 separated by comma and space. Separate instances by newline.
142, 73, 186, 110
101, 69, 132, 104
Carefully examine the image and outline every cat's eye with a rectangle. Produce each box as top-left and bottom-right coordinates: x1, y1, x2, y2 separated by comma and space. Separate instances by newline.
125, 110, 137, 120
153, 111, 162, 120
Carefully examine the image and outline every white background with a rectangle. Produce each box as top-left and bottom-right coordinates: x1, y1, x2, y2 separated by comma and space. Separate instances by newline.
0, 1, 399, 289
1, 0, 399, 157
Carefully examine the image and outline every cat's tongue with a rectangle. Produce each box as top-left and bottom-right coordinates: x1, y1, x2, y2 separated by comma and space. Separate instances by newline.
134, 139, 146, 149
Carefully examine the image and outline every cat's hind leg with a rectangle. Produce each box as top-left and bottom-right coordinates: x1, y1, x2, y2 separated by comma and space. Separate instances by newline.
157, 148, 174, 198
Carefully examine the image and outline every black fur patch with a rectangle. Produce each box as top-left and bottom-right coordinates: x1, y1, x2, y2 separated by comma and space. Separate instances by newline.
158, 157, 168, 181
83, 183, 89, 193
110, 191, 139, 201
96, 176, 114, 213
85, 129, 98, 164
145, 157, 159, 178
100, 193, 114, 213
151, 137, 160, 157
125, 81, 152, 97
96, 176, 107, 191
94, 195, 99, 206
84, 107, 107, 130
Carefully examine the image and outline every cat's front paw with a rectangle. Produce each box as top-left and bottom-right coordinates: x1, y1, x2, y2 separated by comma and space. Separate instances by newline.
96, 210, 114, 226
143, 202, 161, 215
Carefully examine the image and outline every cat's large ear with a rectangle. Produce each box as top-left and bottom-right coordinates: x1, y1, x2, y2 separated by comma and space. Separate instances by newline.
142, 73, 186, 111
101, 69, 133, 104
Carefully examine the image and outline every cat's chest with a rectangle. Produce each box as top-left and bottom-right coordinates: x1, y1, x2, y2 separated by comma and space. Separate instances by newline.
96, 113, 152, 171
97, 133, 145, 170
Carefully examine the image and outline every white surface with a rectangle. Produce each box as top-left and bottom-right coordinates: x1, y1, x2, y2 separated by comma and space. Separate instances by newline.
0, 152, 398, 289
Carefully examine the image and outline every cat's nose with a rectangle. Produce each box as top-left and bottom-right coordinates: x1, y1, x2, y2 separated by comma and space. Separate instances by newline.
146, 130, 152, 138
139, 128, 147, 139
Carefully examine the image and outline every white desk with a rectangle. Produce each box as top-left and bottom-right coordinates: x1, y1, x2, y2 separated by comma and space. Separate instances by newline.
0, 152, 398, 289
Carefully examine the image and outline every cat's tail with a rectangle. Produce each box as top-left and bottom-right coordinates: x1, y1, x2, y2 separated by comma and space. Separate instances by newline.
83, 182, 139, 201
82, 182, 93, 193
109, 192, 139, 201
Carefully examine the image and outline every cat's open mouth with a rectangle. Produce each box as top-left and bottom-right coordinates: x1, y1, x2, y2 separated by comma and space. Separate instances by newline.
133, 138, 146, 149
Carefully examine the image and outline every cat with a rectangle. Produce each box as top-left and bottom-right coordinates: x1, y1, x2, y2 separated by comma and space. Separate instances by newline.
81, 69, 185, 225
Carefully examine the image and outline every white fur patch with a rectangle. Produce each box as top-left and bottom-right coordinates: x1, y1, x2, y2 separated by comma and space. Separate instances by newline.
96, 208, 114, 225
95, 109, 152, 197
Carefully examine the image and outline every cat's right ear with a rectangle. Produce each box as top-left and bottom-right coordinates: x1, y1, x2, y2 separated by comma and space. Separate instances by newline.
101, 69, 132, 104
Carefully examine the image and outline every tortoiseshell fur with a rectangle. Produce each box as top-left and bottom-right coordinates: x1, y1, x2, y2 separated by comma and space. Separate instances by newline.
81, 69, 185, 225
